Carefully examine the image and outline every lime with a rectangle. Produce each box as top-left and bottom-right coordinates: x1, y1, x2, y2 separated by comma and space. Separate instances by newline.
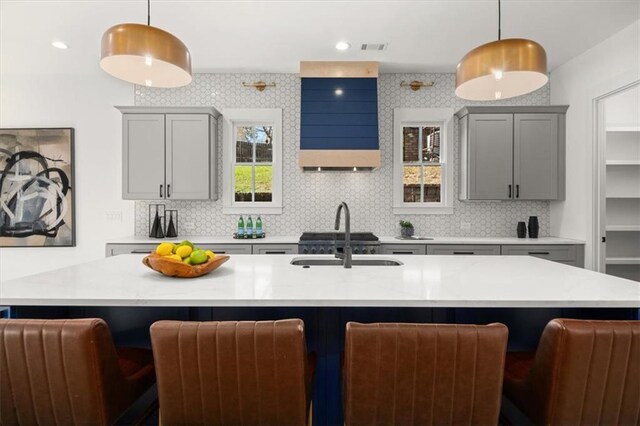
180, 240, 194, 249
176, 245, 193, 259
190, 250, 208, 265
183, 257, 193, 265
156, 242, 174, 256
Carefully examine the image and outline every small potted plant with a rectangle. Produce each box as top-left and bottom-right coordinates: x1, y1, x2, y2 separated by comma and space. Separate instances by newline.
399, 220, 415, 238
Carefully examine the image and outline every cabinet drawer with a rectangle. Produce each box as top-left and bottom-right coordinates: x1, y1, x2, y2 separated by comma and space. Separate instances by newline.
106, 244, 156, 257
253, 244, 298, 255
501, 245, 576, 262
197, 244, 252, 255
379, 244, 426, 255
427, 245, 501, 256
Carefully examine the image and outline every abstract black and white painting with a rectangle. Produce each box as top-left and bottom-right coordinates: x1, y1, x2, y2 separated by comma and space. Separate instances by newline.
0, 128, 75, 247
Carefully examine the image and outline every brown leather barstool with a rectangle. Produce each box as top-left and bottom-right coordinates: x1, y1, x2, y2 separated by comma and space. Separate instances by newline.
150, 319, 315, 426
0, 318, 156, 425
503, 318, 640, 425
343, 322, 509, 426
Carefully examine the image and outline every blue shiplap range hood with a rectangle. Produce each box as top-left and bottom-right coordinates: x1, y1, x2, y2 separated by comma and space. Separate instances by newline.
299, 61, 381, 170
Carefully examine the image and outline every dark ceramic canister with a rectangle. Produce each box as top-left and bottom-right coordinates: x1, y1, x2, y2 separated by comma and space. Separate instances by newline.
528, 216, 539, 238
517, 222, 527, 238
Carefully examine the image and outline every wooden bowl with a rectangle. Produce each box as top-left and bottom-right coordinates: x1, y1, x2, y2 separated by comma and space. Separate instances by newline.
143, 253, 230, 278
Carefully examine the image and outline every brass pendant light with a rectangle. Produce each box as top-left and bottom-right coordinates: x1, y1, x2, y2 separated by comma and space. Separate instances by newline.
455, 0, 548, 101
100, 0, 192, 88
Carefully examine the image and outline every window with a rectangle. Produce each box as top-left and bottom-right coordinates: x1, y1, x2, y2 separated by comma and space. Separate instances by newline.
393, 108, 454, 214
223, 109, 282, 214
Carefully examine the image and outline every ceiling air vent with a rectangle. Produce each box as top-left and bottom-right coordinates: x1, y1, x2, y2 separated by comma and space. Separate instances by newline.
361, 43, 387, 51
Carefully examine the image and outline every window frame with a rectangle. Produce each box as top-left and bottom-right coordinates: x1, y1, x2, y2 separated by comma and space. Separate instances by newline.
222, 108, 283, 214
393, 108, 454, 215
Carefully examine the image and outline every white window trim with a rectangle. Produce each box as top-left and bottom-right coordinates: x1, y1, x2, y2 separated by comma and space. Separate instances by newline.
393, 108, 454, 215
222, 108, 283, 214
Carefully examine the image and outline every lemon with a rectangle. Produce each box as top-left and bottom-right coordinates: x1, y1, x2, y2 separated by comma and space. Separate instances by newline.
176, 245, 193, 259
190, 250, 208, 265
165, 254, 182, 262
156, 242, 174, 256
205, 250, 215, 259
179, 240, 194, 249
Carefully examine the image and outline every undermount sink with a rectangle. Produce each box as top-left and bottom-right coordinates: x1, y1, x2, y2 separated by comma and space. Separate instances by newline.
290, 257, 403, 266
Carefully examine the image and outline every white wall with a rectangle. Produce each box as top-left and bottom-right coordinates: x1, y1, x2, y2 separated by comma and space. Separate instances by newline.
0, 71, 135, 280
550, 20, 640, 270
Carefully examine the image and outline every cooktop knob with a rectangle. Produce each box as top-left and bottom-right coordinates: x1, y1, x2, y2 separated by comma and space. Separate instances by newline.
302, 248, 308, 254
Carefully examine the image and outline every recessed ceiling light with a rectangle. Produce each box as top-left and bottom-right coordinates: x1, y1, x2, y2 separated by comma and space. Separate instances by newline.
335, 41, 351, 51
51, 41, 68, 49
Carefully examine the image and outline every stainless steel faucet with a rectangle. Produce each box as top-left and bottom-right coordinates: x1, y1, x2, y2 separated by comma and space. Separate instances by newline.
334, 202, 352, 268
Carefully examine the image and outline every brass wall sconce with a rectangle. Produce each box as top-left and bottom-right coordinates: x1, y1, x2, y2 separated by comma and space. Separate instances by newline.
400, 80, 435, 91
242, 81, 276, 92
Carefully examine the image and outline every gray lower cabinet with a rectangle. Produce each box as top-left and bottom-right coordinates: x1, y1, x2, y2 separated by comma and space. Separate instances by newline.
196, 244, 252, 255
105, 243, 252, 257
118, 106, 220, 201
457, 106, 568, 201
426, 245, 501, 256
501, 245, 583, 267
379, 244, 426, 255
253, 244, 299, 255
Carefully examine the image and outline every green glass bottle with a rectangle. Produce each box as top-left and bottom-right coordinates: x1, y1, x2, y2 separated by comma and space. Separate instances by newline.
246, 216, 254, 238
256, 216, 263, 237
237, 216, 245, 238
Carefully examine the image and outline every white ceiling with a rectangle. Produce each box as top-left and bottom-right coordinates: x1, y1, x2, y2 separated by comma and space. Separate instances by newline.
1, 0, 639, 75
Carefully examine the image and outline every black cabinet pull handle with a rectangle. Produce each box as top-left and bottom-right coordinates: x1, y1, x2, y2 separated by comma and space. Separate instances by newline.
131, 250, 153, 254
216, 251, 226, 254
453, 251, 474, 255
508, 184, 512, 198
167, 184, 171, 198
392, 251, 413, 254
516, 184, 520, 198
159, 184, 163, 198
528, 251, 550, 255
265, 251, 287, 254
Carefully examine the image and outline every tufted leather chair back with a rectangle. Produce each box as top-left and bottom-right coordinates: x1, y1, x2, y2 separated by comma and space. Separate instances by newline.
343, 322, 509, 426
506, 319, 640, 425
150, 319, 312, 426
0, 318, 139, 426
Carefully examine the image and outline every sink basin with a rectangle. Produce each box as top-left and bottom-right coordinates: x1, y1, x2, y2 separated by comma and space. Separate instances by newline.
290, 257, 403, 266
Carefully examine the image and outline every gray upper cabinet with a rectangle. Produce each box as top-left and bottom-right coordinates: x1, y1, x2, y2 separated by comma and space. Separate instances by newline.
468, 114, 513, 200
118, 106, 220, 200
122, 114, 165, 199
514, 114, 558, 200
457, 106, 568, 201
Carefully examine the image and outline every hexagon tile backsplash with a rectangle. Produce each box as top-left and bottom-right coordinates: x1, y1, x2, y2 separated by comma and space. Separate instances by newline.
134, 73, 551, 238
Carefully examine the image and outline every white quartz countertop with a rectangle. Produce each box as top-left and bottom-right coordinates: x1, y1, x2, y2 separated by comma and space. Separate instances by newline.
107, 235, 585, 245
377, 236, 585, 245
1, 254, 635, 308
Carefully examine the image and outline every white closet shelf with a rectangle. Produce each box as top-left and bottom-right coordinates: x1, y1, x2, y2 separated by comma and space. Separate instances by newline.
606, 225, 640, 231
606, 160, 640, 165
606, 257, 640, 265
607, 126, 640, 132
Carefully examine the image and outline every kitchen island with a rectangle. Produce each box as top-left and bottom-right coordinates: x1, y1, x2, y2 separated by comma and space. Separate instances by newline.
1, 254, 636, 307
2, 254, 638, 425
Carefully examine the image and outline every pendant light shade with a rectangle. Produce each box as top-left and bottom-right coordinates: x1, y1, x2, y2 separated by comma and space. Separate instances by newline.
100, 23, 192, 88
455, 38, 548, 101
455, 0, 548, 101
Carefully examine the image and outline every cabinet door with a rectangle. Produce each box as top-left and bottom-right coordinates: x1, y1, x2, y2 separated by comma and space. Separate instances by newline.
122, 114, 165, 200
514, 114, 558, 199
253, 244, 298, 255
165, 114, 211, 200
468, 114, 514, 200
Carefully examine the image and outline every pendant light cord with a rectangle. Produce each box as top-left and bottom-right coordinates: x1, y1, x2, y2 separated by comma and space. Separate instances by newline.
147, 0, 150, 26
498, 0, 501, 40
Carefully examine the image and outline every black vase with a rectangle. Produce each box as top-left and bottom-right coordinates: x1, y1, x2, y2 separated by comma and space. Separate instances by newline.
517, 222, 527, 238
528, 216, 539, 239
